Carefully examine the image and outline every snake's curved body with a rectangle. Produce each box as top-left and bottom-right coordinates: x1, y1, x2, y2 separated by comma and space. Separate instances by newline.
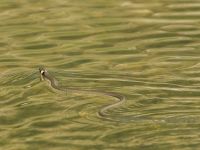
39, 67, 125, 117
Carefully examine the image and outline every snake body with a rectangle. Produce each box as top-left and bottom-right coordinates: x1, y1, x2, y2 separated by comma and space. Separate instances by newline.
39, 67, 125, 117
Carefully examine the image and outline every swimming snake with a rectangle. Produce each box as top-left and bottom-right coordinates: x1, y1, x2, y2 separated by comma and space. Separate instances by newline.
39, 67, 125, 117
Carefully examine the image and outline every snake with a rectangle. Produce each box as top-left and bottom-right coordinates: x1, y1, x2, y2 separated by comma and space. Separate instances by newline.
39, 67, 125, 117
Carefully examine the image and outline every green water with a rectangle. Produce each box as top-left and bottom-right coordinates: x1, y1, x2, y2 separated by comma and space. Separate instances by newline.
1, 0, 200, 149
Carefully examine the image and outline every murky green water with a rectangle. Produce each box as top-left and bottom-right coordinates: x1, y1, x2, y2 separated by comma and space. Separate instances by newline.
1, 0, 200, 149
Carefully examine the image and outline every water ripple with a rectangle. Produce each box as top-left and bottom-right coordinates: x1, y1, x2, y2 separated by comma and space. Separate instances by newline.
1, 0, 200, 149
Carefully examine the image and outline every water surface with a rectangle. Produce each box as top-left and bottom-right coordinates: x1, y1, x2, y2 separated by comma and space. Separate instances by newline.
1, 0, 200, 149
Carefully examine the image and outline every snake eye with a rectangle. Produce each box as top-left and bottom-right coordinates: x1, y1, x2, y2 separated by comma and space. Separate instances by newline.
40, 70, 45, 75
39, 67, 47, 75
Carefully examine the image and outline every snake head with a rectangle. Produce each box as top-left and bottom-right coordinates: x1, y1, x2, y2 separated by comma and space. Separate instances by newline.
39, 67, 47, 81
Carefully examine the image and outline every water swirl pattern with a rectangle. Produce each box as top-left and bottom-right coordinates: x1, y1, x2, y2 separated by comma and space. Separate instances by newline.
1, 0, 200, 149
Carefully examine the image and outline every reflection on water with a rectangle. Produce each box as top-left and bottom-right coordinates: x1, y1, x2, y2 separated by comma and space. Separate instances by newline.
1, 0, 200, 149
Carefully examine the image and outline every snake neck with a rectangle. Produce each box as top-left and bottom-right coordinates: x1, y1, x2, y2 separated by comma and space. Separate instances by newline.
43, 72, 59, 88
